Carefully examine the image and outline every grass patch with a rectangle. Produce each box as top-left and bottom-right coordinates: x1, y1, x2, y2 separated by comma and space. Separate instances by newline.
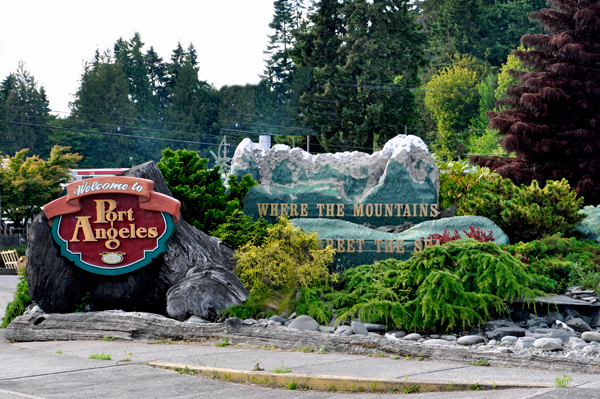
88, 353, 111, 360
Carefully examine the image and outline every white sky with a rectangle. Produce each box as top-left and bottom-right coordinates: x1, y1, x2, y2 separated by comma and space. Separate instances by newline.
0, 0, 275, 115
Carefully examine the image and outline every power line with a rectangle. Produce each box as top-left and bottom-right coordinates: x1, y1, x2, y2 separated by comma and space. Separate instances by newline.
0, 120, 226, 147
1, 110, 242, 144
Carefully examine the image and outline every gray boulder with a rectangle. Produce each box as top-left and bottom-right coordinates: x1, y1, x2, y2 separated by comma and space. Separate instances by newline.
351, 320, 369, 336
288, 315, 319, 331
318, 326, 334, 334
533, 338, 563, 351
269, 315, 287, 324
486, 327, 526, 340
534, 328, 578, 342
501, 336, 518, 345
566, 317, 592, 332
457, 335, 484, 346
363, 323, 387, 333
516, 337, 536, 348
582, 331, 600, 343
334, 325, 354, 336
404, 333, 422, 340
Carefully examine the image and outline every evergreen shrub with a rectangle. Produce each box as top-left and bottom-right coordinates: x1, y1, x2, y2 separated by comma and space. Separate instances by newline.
157, 148, 256, 233
226, 218, 336, 323
459, 178, 584, 242
1, 269, 32, 328
325, 239, 549, 332
210, 209, 269, 249
506, 235, 600, 293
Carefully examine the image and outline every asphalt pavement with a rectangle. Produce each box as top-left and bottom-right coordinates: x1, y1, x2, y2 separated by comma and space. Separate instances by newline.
1, 276, 600, 399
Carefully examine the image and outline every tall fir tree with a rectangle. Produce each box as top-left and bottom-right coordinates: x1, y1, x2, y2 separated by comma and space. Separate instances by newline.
473, 0, 600, 204
66, 51, 138, 167
0, 62, 53, 158
294, 0, 427, 152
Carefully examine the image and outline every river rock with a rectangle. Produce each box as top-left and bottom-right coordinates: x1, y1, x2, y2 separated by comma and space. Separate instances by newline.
582, 331, 600, 343
440, 335, 457, 342
533, 328, 578, 342
269, 315, 287, 324
566, 317, 592, 332
404, 333, 422, 341
351, 320, 369, 336
288, 315, 319, 331
457, 335, 484, 345
485, 327, 526, 340
533, 338, 563, 351
319, 326, 334, 333
516, 337, 536, 348
25, 162, 247, 320
334, 325, 354, 336
229, 135, 439, 227
388, 330, 407, 338
363, 323, 387, 333
501, 336, 518, 345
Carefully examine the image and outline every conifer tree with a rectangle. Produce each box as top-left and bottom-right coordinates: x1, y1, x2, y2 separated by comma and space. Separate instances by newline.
294, 0, 426, 152
473, 0, 600, 204
0, 63, 53, 157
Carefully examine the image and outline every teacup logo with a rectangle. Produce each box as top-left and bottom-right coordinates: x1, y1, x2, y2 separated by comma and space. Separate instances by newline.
44, 177, 181, 275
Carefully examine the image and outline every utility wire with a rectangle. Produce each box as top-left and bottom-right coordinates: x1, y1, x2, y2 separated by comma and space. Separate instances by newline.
0, 120, 226, 147
1, 111, 242, 144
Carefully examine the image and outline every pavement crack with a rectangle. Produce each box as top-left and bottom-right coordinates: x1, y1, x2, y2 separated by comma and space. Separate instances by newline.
0, 363, 135, 382
400, 365, 471, 379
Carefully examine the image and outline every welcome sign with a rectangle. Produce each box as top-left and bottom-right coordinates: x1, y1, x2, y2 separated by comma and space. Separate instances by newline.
44, 177, 181, 275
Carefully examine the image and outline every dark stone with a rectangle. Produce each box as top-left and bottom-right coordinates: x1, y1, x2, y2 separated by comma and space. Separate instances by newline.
565, 317, 592, 333
26, 161, 246, 320
430, 204, 458, 220
485, 327, 526, 340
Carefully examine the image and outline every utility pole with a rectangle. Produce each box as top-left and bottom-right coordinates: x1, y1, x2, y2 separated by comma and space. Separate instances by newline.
307, 135, 310, 154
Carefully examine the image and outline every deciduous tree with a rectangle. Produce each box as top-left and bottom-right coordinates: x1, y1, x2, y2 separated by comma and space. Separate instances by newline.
0, 145, 81, 228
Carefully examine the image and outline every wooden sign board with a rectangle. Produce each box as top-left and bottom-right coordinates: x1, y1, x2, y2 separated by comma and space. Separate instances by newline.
44, 177, 181, 275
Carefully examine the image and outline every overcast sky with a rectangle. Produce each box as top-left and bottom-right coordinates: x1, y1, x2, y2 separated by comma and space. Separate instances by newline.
0, 0, 275, 115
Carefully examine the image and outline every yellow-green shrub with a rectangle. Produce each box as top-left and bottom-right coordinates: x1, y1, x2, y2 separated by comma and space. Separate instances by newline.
459, 178, 584, 243
234, 218, 335, 300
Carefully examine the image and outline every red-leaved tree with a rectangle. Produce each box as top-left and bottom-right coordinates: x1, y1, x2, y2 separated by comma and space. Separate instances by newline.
472, 0, 600, 204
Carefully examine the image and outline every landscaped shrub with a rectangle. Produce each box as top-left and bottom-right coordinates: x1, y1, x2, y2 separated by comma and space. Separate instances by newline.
157, 148, 256, 233
233, 217, 335, 309
325, 239, 550, 332
1, 269, 32, 328
506, 235, 600, 293
210, 209, 269, 249
438, 159, 497, 210
458, 178, 585, 243
222, 218, 336, 323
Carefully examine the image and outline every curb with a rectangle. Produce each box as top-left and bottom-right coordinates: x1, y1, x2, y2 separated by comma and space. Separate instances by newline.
0, 269, 18, 275
148, 361, 555, 393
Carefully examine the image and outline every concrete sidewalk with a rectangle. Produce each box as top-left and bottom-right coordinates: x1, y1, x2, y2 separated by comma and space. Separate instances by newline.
2, 277, 600, 399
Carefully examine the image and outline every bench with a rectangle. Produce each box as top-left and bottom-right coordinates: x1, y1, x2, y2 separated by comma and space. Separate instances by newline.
0, 249, 26, 269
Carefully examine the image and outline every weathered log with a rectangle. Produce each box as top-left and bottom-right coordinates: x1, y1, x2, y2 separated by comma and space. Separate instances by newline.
6, 310, 600, 375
